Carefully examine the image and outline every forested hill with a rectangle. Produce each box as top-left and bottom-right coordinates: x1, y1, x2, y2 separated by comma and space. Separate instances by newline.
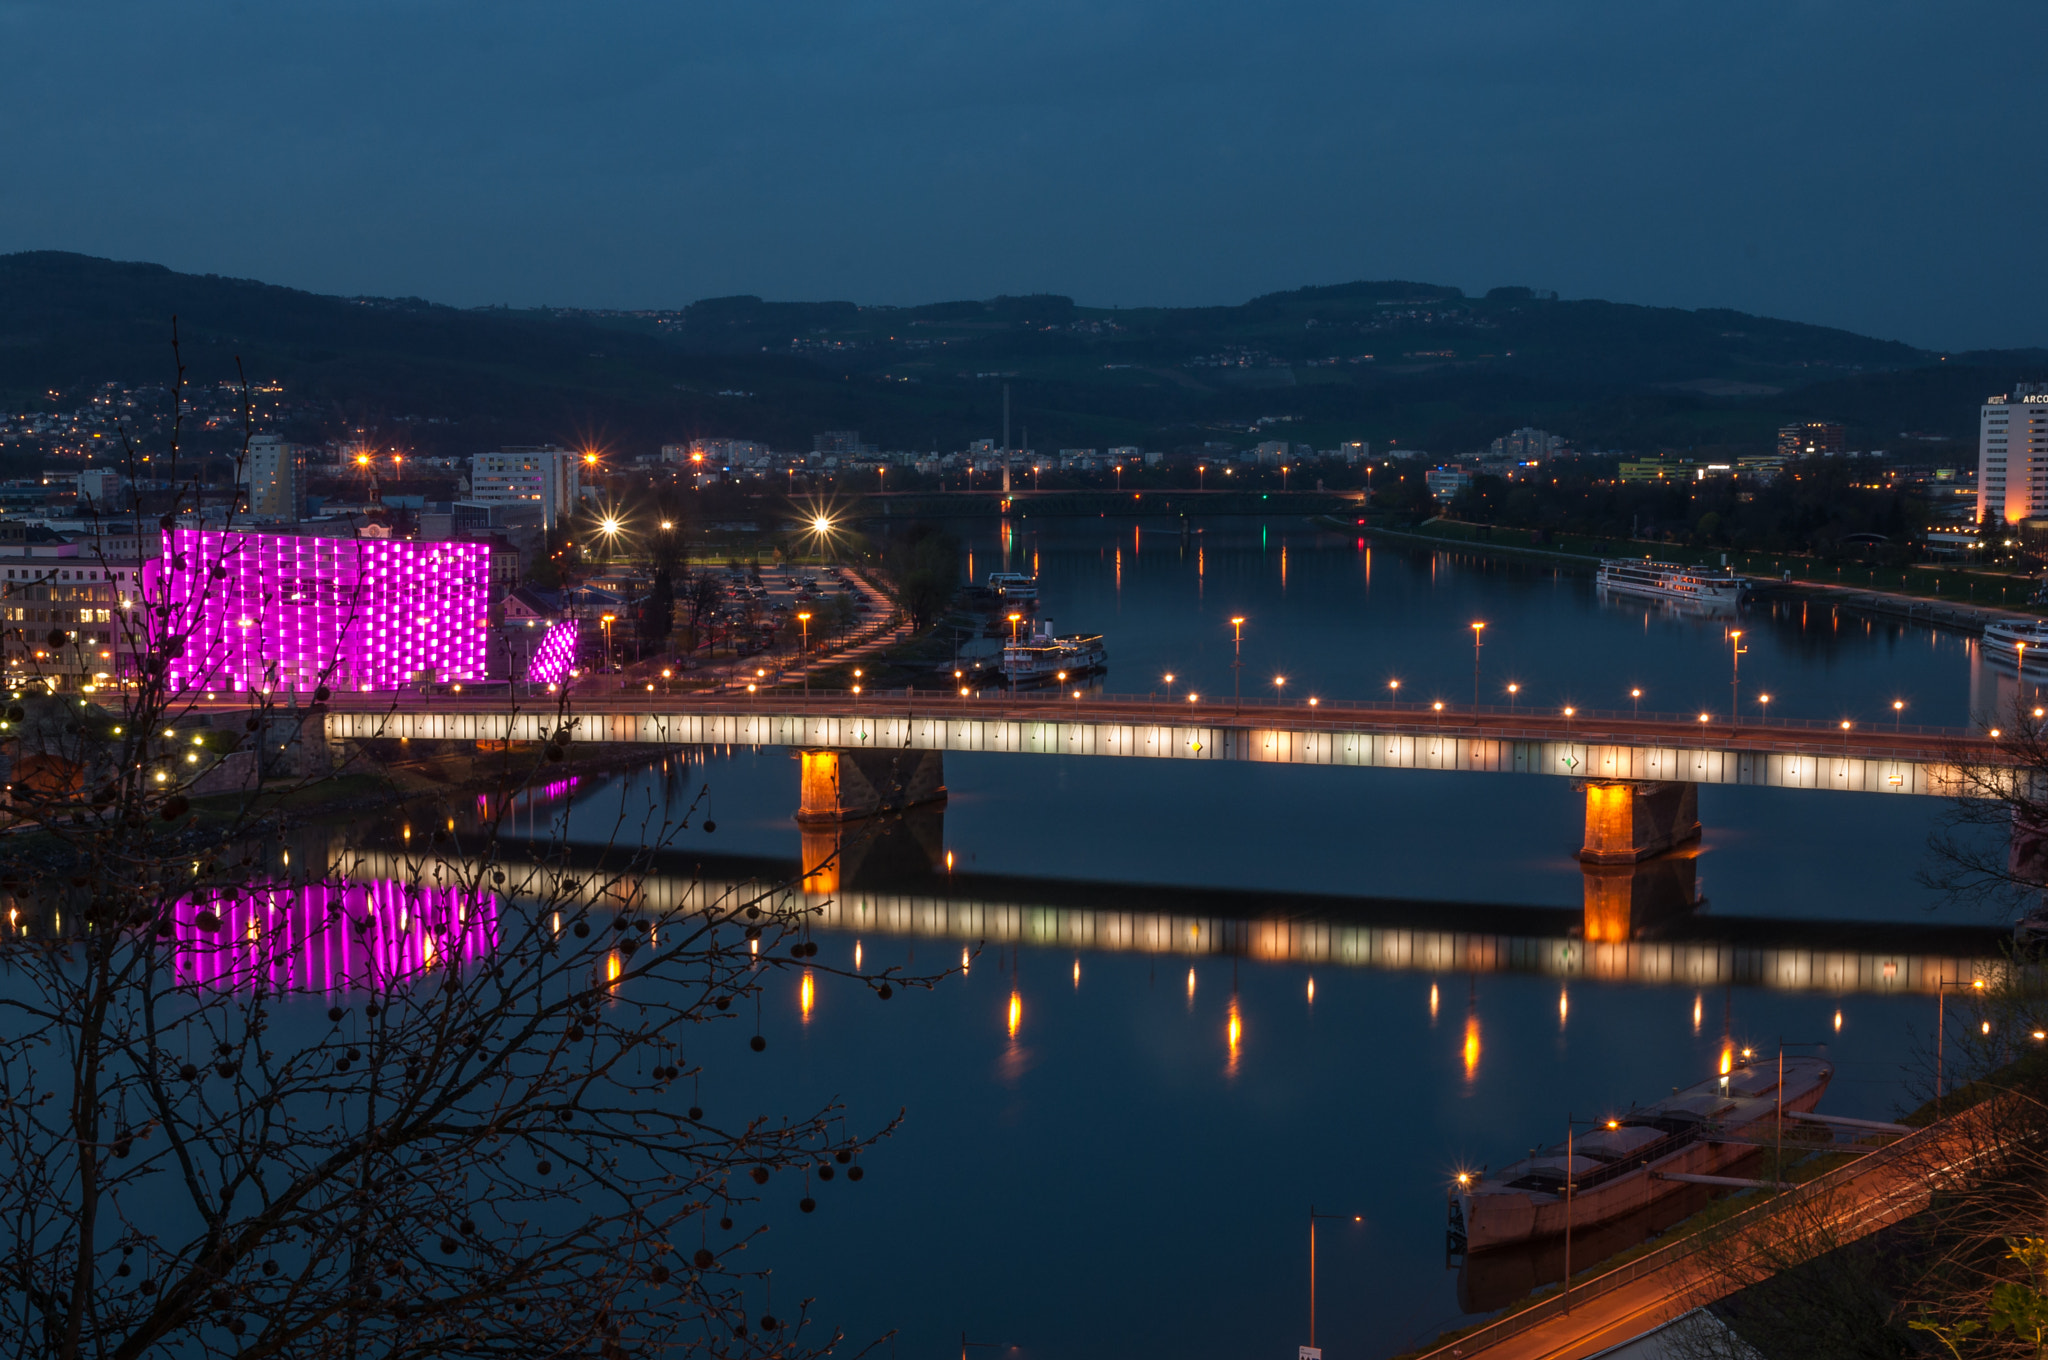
1, 251, 2041, 457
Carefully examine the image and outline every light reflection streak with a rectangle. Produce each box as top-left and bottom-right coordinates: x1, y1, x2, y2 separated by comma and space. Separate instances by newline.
1693, 993, 1703, 1032
854, 939, 863, 971
801, 970, 815, 1023
1226, 998, 1242, 1073
1558, 987, 1569, 1028
1306, 976, 1315, 1005
1072, 957, 1080, 988
1007, 989, 1021, 1038
1463, 1010, 1480, 1083
1186, 966, 1196, 1006
1430, 981, 1440, 1023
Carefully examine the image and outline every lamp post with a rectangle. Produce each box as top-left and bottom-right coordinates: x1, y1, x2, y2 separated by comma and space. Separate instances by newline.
1758, 692, 1771, 724
1274, 675, 1286, 704
1230, 616, 1246, 714
1506, 681, 1519, 713
1163, 672, 1175, 706
1306, 1205, 1361, 1357
1894, 699, 1906, 733
1630, 687, 1642, 720
1007, 612, 1022, 642
793, 609, 811, 687
1470, 621, 1485, 706
600, 613, 616, 673
1727, 628, 1745, 727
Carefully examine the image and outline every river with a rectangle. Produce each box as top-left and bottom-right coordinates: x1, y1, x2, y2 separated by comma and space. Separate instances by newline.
551, 515, 2013, 1358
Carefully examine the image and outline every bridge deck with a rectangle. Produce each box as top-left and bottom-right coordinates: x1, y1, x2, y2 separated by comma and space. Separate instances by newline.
313, 692, 2011, 798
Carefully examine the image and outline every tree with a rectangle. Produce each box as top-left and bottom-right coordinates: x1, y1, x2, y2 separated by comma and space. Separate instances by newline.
876, 525, 959, 632
0, 332, 929, 1359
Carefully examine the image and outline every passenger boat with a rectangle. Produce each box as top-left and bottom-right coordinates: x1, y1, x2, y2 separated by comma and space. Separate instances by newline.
1450, 1055, 1832, 1253
1001, 621, 1107, 685
1981, 619, 2048, 670
1596, 559, 1746, 609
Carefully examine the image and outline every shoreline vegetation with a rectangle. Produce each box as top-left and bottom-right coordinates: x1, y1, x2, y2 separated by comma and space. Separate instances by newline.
1318, 516, 2043, 629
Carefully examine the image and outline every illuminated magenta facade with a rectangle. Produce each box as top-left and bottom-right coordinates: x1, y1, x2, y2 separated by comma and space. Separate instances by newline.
524, 618, 579, 684
148, 529, 491, 692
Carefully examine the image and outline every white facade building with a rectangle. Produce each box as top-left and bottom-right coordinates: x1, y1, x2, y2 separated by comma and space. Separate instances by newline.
470, 447, 583, 529
241, 436, 302, 520
1977, 384, 2048, 525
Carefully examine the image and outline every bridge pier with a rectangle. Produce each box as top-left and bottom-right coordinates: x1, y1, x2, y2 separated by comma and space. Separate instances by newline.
1577, 780, 1700, 865
795, 747, 948, 824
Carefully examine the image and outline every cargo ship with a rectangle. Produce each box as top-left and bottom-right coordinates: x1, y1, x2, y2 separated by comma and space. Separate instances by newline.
1596, 559, 1747, 610
1450, 1054, 1832, 1252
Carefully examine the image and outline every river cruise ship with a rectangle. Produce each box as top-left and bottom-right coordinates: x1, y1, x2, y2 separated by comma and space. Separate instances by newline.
1596, 559, 1747, 609
1450, 1055, 1833, 1252
1001, 621, 1107, 686
1981, 619, 2048, 670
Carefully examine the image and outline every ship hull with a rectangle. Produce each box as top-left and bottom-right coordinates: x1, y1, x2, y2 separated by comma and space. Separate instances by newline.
1459, 1072, 1829, 1252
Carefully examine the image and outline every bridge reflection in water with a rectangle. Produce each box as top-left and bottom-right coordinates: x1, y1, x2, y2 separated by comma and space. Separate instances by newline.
369, 810, 2005, 998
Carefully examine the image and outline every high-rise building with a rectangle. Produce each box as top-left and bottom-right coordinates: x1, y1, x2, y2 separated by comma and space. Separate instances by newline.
241, 436, 303, 520
1977, 383, 2048, 525
469, 447, 583, 529
76, 467, 127, 509
813, 431, 869, 456
1777, 422, 1846, 460
1489, 428, 1562, 460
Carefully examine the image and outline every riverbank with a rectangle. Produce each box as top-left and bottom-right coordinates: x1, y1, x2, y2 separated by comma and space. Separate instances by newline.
1319, 517, 2039, 634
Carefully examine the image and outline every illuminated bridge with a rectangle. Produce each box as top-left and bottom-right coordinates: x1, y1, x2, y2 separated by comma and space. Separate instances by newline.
315, 691, 2014, 865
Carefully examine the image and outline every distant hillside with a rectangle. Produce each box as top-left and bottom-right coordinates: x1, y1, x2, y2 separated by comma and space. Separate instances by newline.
0, 252, 2041, 457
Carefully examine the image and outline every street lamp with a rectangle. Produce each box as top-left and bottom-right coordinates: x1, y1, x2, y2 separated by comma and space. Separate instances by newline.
1758, 692, 1771, 724
1007, 612, 1023, 642
797, 612, 812, 697
1305, 1206, 1362, 1357
1727, 629, 1745, 727
1506, 681, 1519, 712
1470, 621, 1485, 706
1230, 616, 1246, 714
1388, 678, 1401, 704
1894, 698, 1906, 732
1630, 687, 1642, 719
1163, 672, 1175, 705
1273, 675, 1286, 704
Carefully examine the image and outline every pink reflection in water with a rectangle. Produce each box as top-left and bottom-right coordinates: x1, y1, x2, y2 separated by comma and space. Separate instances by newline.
173, 880, 497, 993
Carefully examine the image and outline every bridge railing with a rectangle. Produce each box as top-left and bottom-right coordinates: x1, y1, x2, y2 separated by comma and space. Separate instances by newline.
317, 686, 1981, 738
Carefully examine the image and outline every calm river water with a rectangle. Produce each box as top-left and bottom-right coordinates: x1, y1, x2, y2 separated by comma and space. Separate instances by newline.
555, 516, 2015, 1359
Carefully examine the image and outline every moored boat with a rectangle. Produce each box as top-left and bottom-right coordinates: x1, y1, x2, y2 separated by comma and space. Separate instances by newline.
1451, 1054, 1832, 1253
1002, 621, 1107, 686
1982, 619, 2048, 670
1596, 558, 1746, 610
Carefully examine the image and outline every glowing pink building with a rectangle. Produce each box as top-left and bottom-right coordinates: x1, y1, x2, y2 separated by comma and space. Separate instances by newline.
149, 529, 491, 692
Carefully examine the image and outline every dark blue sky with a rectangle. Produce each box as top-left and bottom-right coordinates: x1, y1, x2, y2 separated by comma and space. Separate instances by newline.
3, 1, 2040, 349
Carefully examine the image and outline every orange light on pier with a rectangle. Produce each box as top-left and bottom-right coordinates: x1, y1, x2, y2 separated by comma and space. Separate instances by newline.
1719, 1045, 1734, 1076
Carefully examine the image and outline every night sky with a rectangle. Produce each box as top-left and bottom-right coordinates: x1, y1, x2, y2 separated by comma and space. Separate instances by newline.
3, 1, 2040, 349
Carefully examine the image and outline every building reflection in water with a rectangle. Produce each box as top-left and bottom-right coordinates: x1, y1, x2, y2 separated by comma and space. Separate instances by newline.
172, 879, 496, 993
